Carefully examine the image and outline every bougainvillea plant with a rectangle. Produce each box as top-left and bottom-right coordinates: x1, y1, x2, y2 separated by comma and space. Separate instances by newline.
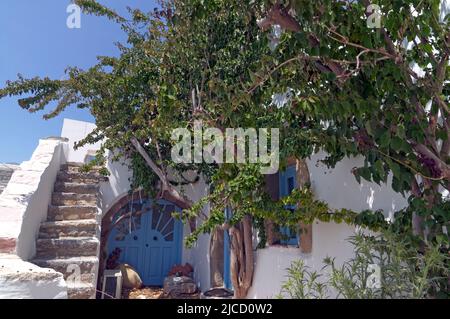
0, 0, 448, 297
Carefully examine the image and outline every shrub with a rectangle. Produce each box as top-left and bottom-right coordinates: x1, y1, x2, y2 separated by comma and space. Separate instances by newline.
280, 231, 449, 299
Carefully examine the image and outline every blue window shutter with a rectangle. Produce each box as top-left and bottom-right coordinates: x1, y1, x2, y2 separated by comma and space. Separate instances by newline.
279, 165, 299, 246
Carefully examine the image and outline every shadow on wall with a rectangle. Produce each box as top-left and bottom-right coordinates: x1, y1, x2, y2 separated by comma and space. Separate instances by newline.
99, 152, 133, 215
307, 152, 408, 220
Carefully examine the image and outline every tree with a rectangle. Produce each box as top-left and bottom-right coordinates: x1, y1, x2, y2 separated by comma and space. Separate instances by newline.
0, 0, 271, 298
248, 0, 449, 240
1, 0, 448, 298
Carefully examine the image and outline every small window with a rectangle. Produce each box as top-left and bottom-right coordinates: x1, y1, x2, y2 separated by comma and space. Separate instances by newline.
279, 225, 299, 246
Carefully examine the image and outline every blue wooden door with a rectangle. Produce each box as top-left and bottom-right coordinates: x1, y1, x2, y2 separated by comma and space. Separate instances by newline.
223, 207, 232, 290
108, 199, 182, 286
279, 165, 299, 246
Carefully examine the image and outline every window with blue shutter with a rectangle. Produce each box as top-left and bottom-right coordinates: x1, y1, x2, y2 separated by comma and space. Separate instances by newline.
279, 165, 299, 246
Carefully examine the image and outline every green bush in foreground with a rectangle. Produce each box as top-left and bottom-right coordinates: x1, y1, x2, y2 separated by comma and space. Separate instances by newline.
279, 231, 449, 299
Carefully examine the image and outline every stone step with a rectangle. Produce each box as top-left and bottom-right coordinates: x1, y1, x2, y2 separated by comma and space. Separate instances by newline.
54, 182, 99, 194
61, 163, 103, 174
52, 192, 97, 206
33, 256, 98, 284
67, 283, 97, 299
56, 171, 105, 184
35, 237, 99, 259
38, 219, 98, 239
47, 205, 98, 221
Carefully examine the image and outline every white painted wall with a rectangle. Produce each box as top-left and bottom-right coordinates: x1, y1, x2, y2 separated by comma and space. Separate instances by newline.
61, 118, 101, 163
308, 152, 408, 220
0, 137, 68, 260
247, 152, 409, 299
0, 138, 69, 299
0, 254, 67, 299
99, 153, 133, 214
179, 173, 211, 290
248, 221, 356, 299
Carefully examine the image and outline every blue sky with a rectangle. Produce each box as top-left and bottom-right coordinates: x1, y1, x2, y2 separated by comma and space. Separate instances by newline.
0, 0, 157, 163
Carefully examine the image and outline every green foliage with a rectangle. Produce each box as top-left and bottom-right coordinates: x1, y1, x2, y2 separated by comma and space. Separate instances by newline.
0, 0, 448, 248
280, 230, 450, 299
278, 259, 328, 299
254, 216, 268, 248
74, 0, 126, 23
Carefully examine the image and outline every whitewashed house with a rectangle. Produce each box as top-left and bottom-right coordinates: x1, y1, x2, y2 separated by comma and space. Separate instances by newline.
0, 118, 408, 299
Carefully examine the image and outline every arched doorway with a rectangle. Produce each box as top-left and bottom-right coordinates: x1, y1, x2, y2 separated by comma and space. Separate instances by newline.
104, 197, 183, 286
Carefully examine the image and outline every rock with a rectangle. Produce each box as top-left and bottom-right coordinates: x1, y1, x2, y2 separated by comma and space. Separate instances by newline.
201, 287, 234, 299
163, 275, 197, 295
168, 263, 194, 277
119, 264, 143, 289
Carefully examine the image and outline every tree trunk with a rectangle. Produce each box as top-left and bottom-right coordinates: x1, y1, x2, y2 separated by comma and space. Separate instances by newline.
209, 226, 225, 287
411, 178, 425, 238
229, 214, 254, 299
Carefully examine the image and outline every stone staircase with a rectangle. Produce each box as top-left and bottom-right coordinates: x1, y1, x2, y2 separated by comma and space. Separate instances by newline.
32, 163, 105, 299
0, 163, 19, 195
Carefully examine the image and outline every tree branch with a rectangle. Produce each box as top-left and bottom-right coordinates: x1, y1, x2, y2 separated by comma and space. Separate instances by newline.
257, 2, 300, 33
414, 143, 450, 180
130, 136, 193, 211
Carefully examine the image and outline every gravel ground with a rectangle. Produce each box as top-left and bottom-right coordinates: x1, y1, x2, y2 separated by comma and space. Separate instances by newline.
122, 287, 200, 299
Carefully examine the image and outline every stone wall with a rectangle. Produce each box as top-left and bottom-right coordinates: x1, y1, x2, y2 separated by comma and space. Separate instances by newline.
0, 137, 69, 259
0, 137, 70, 299
0, 254, 67, 299
0, 164, 19, 195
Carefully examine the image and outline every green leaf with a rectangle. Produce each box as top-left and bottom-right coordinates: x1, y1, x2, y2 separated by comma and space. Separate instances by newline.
379, 131, 391, 148
373, 160, 385, 177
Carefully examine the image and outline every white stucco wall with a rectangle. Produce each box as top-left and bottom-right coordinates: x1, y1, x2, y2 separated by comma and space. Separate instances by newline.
0, 137, 68, 260
61, 118, 101, 163
308, 152, 408, 220
99, 154, 134, 214
179, 174, 211, 290
247, 152, 409, 299
0, 254, 67, 299
0, 138, 69, 299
